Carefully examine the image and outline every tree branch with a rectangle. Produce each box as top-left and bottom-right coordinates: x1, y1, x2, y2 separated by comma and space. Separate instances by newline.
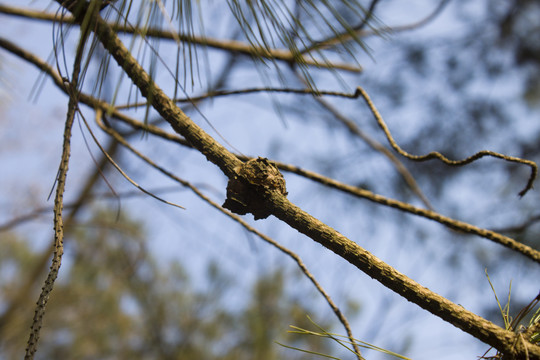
3, 34, 537, 265
82, 7, 540, 359
0, 4, 362, 73
95, 110, 363, 359
265, 191, 540, 359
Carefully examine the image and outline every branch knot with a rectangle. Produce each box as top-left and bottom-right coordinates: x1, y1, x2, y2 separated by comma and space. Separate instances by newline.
223, 157, 287, 219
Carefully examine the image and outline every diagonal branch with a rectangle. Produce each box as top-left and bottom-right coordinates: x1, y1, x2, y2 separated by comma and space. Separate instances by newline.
264, 191, 540, 359
273, 162, 540, 264
94, 110, 363, 359
5, 6, 539, 357
82, 7, 540, 359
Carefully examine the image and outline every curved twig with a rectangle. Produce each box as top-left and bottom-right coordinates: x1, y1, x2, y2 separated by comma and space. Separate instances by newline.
293, 72, 433, 210
354, 87, 537, 197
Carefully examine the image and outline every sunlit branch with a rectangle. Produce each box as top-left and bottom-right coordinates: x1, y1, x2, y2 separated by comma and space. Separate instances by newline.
87, 10, 537, 355
263, 183, 540, 359
0, 4, 362, 73
100, 104, 540, 263
105, 96, 540, 264
272, 162, 540, 264
2, 35, 536, 264
104, 97, 540, 354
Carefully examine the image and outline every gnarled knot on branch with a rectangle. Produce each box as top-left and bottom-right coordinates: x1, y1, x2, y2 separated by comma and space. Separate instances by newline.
223, 157, 287, 220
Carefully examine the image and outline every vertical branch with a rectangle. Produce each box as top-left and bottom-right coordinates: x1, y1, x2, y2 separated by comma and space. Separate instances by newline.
24, 2, 99, 357
24, 79, 76, 360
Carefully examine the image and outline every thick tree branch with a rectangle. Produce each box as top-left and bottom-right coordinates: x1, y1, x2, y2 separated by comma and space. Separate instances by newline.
95, 112, 363, 358
264, 191, 540, 359
80, 12, 242, 179
80, 8, 540, 359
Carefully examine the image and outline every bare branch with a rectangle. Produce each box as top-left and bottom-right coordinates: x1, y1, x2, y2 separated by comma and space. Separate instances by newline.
3, 37, 537, 265
4, 7, 540, 357
0, 4, 362, 73
24, 1, 99, 355
272, 162, 540, 264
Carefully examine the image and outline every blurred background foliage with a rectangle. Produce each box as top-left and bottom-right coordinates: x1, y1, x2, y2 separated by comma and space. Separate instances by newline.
0, 208, 341, 359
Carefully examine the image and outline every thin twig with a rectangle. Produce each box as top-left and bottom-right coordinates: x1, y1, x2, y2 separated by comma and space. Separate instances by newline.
95, 111, 363, 359
117, 86, 370, 110
300, 0, 450, 54
293, 72, 433, 210
86, 114, 185, 210
0, 139, 119, 342
0, 187, 184, 232
354, 87, 537, 197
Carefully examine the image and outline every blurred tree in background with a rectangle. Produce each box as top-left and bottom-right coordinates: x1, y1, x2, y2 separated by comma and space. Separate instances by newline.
0, 0, 539, 359
0, 209, 337, 359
